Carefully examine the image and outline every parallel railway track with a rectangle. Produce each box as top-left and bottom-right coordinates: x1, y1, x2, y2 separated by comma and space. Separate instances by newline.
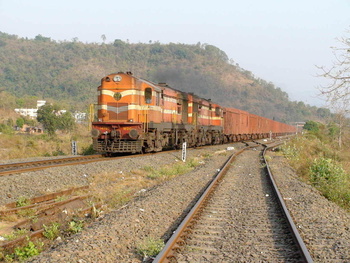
0, 138, 288, 177
0, 155, 106, 176
0, 186, 100, 253
154, 142, 312, 262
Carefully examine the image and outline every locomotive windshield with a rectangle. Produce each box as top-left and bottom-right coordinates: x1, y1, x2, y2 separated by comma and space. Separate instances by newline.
145, 88, 152, 104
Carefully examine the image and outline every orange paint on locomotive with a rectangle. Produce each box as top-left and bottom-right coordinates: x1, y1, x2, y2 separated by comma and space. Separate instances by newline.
92, 72, 296, 154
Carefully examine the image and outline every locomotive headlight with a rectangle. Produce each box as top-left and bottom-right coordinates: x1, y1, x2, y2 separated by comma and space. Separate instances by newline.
113, 75, 122, 82
129, 129, 139, 139
91, 129, 100, 138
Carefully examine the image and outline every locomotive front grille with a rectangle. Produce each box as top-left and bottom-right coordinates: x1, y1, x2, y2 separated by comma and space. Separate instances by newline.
107, 102, 128, 120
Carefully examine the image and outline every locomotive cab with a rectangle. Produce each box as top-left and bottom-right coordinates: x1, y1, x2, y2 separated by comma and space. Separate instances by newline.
91, 72, 165, 153
92, 72, 145, 153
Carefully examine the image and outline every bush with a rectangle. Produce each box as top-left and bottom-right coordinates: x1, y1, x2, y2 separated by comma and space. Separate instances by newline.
67, 220, 84, 234
283, 132, 350, 210
0, 123, 14, 134
136, 237, 164, 259
309, 157, 344, 184
13, 241, 43, 261
303, 120, 320, 132
145, 158, 199, 180
81, 144, 95, 155
43, 222, 60, 240
52, 149, 65, 156
16, 196, 30, 207
16, 117, 25, 128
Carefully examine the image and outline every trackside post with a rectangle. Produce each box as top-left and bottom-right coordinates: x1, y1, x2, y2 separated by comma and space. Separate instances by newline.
182, 142, 187, 162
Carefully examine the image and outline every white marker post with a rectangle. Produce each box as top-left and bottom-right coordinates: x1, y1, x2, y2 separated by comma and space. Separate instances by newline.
182, 142, 187, 162
71, 141, 78, 155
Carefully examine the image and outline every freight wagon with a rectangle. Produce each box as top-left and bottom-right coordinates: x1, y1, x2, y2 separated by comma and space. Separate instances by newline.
91, 72, 296, 154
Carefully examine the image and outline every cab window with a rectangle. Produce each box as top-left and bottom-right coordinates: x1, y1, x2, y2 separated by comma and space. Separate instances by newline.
156, 92, 161, 106
145, 88, 152, 104
215, 107, 221, 116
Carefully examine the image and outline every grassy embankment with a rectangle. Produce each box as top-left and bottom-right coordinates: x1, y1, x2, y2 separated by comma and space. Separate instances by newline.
0, 124, 92, 160
281, 126, 350, 210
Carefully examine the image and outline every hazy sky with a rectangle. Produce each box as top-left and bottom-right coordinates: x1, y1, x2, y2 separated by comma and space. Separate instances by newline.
1, 0, 349, 107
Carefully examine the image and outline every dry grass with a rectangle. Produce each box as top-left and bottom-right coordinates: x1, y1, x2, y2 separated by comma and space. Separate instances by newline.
0, 124, 92, 160
282, 132, 350, 210
88, 157, 202, 210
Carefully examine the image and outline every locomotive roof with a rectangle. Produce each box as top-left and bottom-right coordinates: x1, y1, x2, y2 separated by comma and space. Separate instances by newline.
110, 72, 220, 106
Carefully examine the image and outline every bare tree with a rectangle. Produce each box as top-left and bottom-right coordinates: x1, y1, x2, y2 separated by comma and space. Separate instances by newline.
330, 100, 349, 148
318, 29, 350, 148
318, 30, 350, 105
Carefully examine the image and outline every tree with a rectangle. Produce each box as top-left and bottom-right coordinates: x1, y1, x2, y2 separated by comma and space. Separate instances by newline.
318, 29, 350, 105
328, 100, 349, 148
37, 104, 76, 135
16, 117, 25, 128
34, 34, 51, 42
303, 120, 320, 133
58, 111, 75, 133
318, 29, 350, 148
37, 104, 60, 135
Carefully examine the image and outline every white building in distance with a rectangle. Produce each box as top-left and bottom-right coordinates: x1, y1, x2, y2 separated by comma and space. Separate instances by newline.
15, 101, 86, 122
15, 100, 46, 119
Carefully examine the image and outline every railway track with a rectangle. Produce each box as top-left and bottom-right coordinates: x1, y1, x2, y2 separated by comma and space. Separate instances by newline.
0, 138, 287, 177
0, 155, 106, 176
154, 142, 312, 262
0, 186, 100, 253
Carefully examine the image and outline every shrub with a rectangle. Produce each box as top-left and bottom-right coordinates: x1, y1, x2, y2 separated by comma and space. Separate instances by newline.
14, 241, 42, 260
3, 229, 28, 241
67, 220, 84, 234
52, 149, 65, 156
303, 120, 320, 132
309, 157, 345, 184
16, 196, 30, 207
281, 143, 299, 160
136, 237, 164, 259
146, 158, 199, 180
43, 222, 60, 240
0, 123, 14, 134
81, 144, 95, 155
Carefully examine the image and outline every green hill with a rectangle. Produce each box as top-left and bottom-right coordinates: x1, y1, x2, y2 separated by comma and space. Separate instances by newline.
0, 32, 331, 123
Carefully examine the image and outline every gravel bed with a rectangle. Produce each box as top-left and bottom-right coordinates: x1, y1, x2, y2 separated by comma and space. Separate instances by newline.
269, 153, 350, 262
3, 140, 349, 262
176, 147, 303, 262
0, 144, 244, 206
26, 144, 241, 262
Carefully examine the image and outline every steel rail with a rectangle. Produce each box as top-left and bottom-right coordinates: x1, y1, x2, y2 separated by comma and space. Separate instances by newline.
0, 140, 264, 176
262, 145, 313, 263
0, 154, 103, 170
0, 155, 107, 176
0, 148, 185, 176
153, 146, 251, 262
154, 142, 313, 263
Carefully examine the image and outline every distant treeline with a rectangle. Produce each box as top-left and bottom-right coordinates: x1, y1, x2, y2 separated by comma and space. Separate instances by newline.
0, 32, 331, 123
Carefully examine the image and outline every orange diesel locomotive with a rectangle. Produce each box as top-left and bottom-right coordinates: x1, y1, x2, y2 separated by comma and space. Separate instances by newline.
91, 72, 296, 154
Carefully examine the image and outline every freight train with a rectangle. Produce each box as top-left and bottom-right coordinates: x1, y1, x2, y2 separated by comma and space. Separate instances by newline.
91, 72, 296, 154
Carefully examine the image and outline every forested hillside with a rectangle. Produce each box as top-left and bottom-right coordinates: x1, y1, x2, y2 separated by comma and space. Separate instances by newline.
0, 32, 331, 123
